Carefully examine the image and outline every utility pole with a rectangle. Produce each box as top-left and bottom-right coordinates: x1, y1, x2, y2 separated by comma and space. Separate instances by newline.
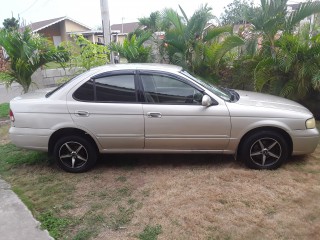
100, 0, 114, 63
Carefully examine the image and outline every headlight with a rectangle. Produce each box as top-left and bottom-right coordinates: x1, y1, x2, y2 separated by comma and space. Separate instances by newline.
306, 118, 316, 129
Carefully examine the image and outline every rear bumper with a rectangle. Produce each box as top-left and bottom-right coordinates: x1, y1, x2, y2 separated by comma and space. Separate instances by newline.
9, 127, 53, 152
291, 128, 319, 155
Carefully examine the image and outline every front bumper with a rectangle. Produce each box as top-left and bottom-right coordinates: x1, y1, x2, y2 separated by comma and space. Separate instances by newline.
291, 128, 319, 155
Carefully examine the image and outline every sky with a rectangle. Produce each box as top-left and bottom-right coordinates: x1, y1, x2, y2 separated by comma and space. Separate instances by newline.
0, 0, 249, 29
0, 0, 304, 29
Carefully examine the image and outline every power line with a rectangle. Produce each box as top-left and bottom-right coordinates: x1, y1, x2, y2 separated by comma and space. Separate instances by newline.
19, 0, 39, 15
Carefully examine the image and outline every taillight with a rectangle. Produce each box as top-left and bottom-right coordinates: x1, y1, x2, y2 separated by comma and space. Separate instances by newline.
9, 109, 15, 122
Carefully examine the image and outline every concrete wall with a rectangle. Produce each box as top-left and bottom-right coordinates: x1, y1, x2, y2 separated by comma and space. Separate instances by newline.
31, 67, 83, 88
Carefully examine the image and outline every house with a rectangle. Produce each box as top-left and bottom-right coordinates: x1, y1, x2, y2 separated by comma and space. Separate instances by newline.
110, 22, 140, 43
25, 16, 96, 46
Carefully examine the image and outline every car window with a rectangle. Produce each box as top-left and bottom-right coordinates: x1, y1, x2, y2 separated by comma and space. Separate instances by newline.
95, 75, 136, 102
73, 74, 137, 102
73, 79, 94, 101
141, 74, 203, 104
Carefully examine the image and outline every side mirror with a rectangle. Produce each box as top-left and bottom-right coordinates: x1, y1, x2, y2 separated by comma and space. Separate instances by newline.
202, 95, 212, 107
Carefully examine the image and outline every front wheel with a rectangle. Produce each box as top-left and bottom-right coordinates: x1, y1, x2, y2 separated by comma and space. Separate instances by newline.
53, 136, 97, 173
239, 131, 289, 170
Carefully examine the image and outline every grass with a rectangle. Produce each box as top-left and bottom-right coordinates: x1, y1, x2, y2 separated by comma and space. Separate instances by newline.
138, 225, 162, 240
0, 103, 9, 119
0, 122, 319, 239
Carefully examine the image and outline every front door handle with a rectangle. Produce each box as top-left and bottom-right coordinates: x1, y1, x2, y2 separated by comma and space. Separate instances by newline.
75, 110, 90, 117
147, 112, 162, 118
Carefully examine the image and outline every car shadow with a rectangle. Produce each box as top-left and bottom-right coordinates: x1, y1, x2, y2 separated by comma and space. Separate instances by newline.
95, 153, 239, 170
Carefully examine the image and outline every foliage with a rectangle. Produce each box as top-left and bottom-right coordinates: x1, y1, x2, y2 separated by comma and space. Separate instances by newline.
0, 103, 9, 119
0, 28, 69, 93
220, 0, 254, 25
2, 17, 19, 31
139, 11, 161, 32
39, 210, 71, 239
254, 34, 320, 99
62, 34, 109, 71
110, 32, 152, 63
246, 0, 320, 56
163, 4, 244, 80
138, 225, 163, 240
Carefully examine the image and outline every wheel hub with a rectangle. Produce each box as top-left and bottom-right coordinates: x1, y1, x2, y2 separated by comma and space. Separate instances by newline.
262, 149, 269, 156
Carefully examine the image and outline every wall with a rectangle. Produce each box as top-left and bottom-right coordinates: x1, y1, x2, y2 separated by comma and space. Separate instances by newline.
31, 67, 83, 88
38, 23, 61, 42
65, 19, 90, 32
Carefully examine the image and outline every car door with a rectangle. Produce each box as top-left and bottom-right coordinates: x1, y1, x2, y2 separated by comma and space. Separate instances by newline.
139, 71, 231, 151
67, 71, 144, 150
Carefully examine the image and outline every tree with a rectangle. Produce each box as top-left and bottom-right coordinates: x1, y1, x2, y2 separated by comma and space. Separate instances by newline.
2, 17, 19, 31
62, 35, 109, 70
254, 34, 320, 100
110, 32, 152, 63
220, 0, 254, 25
242, 0, 320, 99
0, 28, 69, 93
163, 4, 244, 79
246, 0, 320, 57
138, 11, 161, 32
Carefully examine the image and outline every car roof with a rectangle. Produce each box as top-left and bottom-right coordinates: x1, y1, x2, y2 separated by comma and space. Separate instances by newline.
91, 63, 183, 74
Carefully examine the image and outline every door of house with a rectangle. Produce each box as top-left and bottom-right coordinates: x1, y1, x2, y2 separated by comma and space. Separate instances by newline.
52, 36, 62, 46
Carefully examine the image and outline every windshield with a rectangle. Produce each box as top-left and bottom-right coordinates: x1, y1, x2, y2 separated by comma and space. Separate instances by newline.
181, 70, 235, 101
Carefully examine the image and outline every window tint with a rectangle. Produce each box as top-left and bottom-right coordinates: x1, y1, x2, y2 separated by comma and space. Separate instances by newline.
141, 74, 203, 104
73, 79, 94, 101
95, 75, 136, 102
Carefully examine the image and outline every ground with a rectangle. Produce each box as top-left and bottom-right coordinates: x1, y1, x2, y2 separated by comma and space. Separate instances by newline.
0, 121, 319, 240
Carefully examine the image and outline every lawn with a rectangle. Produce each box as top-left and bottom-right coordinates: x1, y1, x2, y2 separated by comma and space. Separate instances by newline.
0, 122, 319, 240
0, 102, 9, 120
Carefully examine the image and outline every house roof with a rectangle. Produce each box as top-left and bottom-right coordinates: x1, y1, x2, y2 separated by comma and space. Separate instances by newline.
26, 16, 91, 32
111, 22, 140, 34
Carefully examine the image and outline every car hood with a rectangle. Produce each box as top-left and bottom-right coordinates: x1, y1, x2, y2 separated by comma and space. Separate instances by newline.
234, 90, 310, 113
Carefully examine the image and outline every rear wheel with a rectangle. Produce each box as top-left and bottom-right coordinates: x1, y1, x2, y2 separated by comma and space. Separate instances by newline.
240, 131, 289, 170
53, 136, 97, 173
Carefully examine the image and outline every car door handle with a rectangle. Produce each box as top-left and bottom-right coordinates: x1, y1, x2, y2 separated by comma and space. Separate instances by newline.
75, 110, 90, 117
147, 112, 162, 118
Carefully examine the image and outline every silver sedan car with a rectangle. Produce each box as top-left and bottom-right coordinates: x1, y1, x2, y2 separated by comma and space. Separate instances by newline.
9, 64, 319, 172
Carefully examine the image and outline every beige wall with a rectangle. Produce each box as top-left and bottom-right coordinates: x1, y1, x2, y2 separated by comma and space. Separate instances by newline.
65, 19, 90, 32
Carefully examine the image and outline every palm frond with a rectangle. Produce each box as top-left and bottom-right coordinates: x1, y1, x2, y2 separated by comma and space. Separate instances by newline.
203, 25, 233, 42
254, 57, 276, 91
286, 1, 320, 32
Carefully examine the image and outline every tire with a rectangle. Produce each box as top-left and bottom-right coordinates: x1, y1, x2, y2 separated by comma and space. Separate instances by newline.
53, 135, 97, 173
239, 131, 289, 170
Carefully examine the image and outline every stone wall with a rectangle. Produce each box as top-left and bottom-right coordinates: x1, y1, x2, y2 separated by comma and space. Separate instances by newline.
31, 67, 83, 88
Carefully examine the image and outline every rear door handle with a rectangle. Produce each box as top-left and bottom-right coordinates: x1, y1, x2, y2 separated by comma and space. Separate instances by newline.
75, 110, 90, 117
147, 112, 162, 118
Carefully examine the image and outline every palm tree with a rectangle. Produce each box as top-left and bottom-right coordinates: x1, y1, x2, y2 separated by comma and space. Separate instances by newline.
0, 28, 69, 93
254, 34, 320, 100
138, 11, 161, 32
110, 31, 152, 63
163, 5, 244, 79
246, 0, 320, 57
244, 0, 320, 99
